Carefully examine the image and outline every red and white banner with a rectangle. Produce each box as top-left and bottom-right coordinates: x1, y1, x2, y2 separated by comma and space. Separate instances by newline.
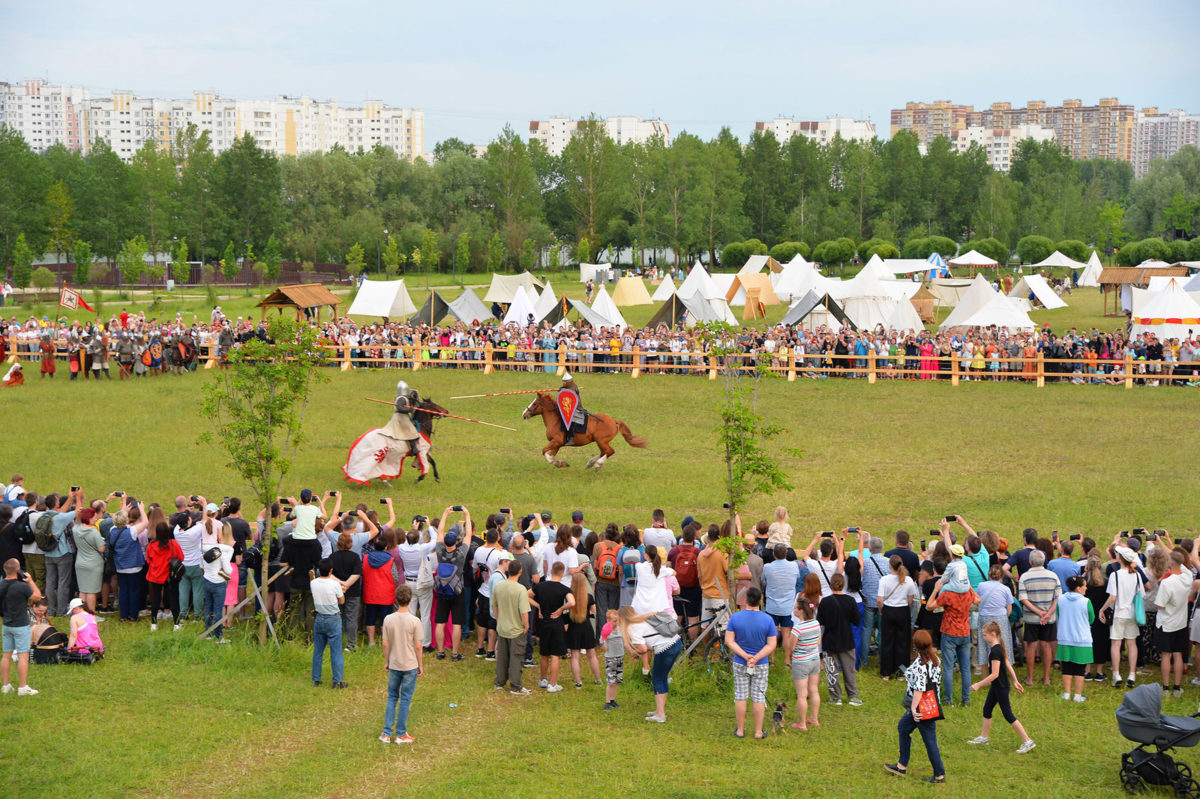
60, 286, 80, 310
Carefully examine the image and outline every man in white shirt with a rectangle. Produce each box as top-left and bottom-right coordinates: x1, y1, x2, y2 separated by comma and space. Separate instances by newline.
174, 509, 209, 628
642, 509, 675, 551
284, 489, 326, 623
1156, 552, 1192, 697
472, 529, 504, 660
310, 558, 346, 688
801, 534, 844, 598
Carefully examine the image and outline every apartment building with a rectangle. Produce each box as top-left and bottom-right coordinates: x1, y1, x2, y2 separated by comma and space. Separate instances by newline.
950, 123, 1056, 172
756, 115, 876, 145
527, 115, 670, 156
1134, 107, 1200, 178
889, 101, 973, 146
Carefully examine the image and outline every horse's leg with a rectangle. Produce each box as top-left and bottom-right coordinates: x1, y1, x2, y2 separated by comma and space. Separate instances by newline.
544, 442, 568, 468
592, 434, 617, 471
429, 455, 440, 483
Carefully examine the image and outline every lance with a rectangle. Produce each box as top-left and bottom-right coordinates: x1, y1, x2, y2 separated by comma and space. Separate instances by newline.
449, 388, 555, 400
364, 398, 517, 431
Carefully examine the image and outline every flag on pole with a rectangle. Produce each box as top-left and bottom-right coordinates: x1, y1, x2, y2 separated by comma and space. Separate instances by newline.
59, 286, 95, 313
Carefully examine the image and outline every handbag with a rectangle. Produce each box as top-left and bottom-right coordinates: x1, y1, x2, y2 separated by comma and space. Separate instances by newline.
1129, 576, 1147, 626
646, 612, 681, 639
915, 688, 945, 722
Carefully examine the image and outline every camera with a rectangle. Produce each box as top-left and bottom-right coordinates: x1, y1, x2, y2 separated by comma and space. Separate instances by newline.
722, 503, 731, 509
1052, 530, 1058, 541
331, 490, 339, 496
1154, 529, 1166, 536
18, 570, 28, 582
452, 505, 464, 512
414, 515, 427, 523
379, 499, 388, 505
223, 497, 229, 504
242, 544, 263, 572
1069, 534, 1081, 541
928, 529, 938, 536
1133, 527, 1147, 535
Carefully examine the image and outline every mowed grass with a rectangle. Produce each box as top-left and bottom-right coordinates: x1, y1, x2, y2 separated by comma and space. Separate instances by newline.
4, 354, 1198, 798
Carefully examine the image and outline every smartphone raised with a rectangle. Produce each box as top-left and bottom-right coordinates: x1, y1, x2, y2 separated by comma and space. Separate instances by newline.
1052, 530, 1058, 541
379, 499, 388, 505
821, 531, 835, 538
452, 505, 464, 512
500, 507, 511, 514
847, 526, 860, 533
945, 515, 956, 523
71, 485, 81, 493
920, 540, 927, 551
1069, 534, 1081, 541
114, 491, 124, 497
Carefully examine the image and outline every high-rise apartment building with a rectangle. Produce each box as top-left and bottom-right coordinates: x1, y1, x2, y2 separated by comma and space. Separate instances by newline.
889, 101, 973, 146
0, 78, 424, 162
527, 115, 670, 156
950, 123, 1056, 172
1134, 107, 1200, 178
755, 116, 876, 145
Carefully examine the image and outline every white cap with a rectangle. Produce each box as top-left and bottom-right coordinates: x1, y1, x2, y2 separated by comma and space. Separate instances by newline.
68, 598, 85, 611
562, 373, 572, 382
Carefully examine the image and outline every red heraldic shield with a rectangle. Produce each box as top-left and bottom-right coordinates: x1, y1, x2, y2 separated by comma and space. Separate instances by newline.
556, 389, 579, 429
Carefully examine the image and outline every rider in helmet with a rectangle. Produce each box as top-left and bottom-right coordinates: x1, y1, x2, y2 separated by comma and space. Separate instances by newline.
558, 372, 587, 435
382, 381, 432, 478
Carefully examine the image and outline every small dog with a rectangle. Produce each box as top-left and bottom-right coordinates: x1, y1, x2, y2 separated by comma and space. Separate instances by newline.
772, 700, 787, 734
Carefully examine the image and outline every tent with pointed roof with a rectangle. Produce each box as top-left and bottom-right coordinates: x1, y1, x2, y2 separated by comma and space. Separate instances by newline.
910, 285, 937, 323
1008, 273, 1068, 310
780, 291, 851, 331
533, 281, 558, 320
646, 294, 689, 329
773, 259, 837, 302
677, 263, 722, 301
589, 285, 628, 330
484, 271, 543, 303
737, 254, 783, 275
954, 293, 1037, 331
446, 287, 494, 324
949, 249, 999, 269
1078, 250, 1103, 288
611, 276, 654, 306
885, 295, 927, 333
407, 291, 452, 326
1031, 250, 1087, 270
651, 277, 676, 301
938, 274, 1000, 329
930, 278, 974, 306
926, 252, 950, 279
346, 278, 417, 318
710, 273, 736, 301
1131, 278, 1200, 341
501, 285, 538, 326
726, 273, 781, 308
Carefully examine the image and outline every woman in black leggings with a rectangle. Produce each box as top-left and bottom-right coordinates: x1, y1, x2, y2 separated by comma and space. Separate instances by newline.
878, 555, 917, 679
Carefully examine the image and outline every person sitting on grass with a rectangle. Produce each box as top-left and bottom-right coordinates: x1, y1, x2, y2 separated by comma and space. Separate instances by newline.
968, 620, 1035, 754
66, 597, 104, 654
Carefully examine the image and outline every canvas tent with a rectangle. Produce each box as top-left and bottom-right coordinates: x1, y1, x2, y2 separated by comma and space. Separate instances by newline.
579, 263, 613, 283
838, 270, 908, 331
589, 285, 628, 330
929, 278, 974, 307
650, 277, 676, 301
646, 294, 688, 329
882, 258, 939, 275
1130, 278, 1200, 341
953, 293, 1037, 331
407, 291, 451, 326
1078, 251, 1103, 288
484, 271, 543, 303
501, 285, 538, 326
346, 278, 416, 318
885, 295, 927, 333
926, 252, 950, 279
737, 254, 783, 275
949, 249, 999, 269
781, 291, 851, 331
611, 276, 654, 306
938, 274, 1000, 329
1031, 251, 1087, 270
910, 285, 937, 323
677, 263, 722, 301
726, 273, 781, 308
533, 281, 558, 320
710, 273, 736, 299
1008, 274, 1068, 310
446, 287, 494, 324
773, 259, 839, 302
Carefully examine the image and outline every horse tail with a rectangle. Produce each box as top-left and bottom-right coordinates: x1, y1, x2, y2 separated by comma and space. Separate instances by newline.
617, 420, 647, 448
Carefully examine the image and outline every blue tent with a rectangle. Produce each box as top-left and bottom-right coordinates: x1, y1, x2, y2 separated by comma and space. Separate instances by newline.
926, 252, 950, 279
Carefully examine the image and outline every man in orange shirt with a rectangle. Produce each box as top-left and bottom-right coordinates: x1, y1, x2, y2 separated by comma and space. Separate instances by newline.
698, 528, 731, 630
927, 564, 979, 708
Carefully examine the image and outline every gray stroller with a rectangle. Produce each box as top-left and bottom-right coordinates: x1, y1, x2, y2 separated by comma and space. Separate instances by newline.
1117, 685, 1200, 797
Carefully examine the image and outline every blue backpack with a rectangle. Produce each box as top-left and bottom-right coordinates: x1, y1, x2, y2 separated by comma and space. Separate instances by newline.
435, 558, 463, 598
617, 545, 645, 586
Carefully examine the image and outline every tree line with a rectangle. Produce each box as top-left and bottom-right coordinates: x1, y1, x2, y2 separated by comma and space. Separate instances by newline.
1, 119, 1199, 289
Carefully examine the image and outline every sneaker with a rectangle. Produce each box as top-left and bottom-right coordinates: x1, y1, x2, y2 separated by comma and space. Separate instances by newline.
1112, 676, 1123, 688
150, 623, 158, 632
0, 684, 12, 694
173, 624, 182, 632
1016, 739, 1036, 754
422, 645, 435, 653
450, 654, 465, 662
510, 687, 532, 696
883, 763, 908, 777
642, 667, 650, 676
539, 678, 549, 688
523, 659, 536, 668
475, 648, 486, 658
436, 651, 447, 660
1191, 678, 1200, 687
332, 681, 348, 689
379, 734, 392, 744
967, 736, 989, 745
213, 639, 230, 645
604, 700, 616, 711
1126, 678, 1136, 689
95, 616, 106, 623
312, 680, 321, 688
1173, 688, 1184, 699
848, 698, 863, 706
546, 683, 564, 693
1073, 694, 1088, 703
1060, 692, 1071, 700
833, 699, 843, 706
394, 734, 414, 744
645, 714, 666, 723
922, 775, 946, 784
17, 686, 38, 696
575, 682, 583, 689
494, 684, 506, 691
484, 651, 496, 661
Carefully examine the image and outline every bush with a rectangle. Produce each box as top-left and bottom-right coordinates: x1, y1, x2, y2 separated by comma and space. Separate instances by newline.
1056, 239, 1089, 262
858, 238, 900, 261
813, 239, 854, 266
721, 241, 748, 269
925, 236, 957, 258
31, 266, 56, 291
88, 261, 111, 284
1017, 235, 1056, 265
768, 241, 810, 263
901, 236, 930, 259
742, 238, 768, 257
1166, 239, 1190, 264
963, 237, 1008, 264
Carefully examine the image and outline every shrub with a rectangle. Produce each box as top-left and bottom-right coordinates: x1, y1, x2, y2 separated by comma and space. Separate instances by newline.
768, 241, 810, 263
962, 237, 1008, 264
1017, 235, 1056, 265
1055, 239, 1089, 262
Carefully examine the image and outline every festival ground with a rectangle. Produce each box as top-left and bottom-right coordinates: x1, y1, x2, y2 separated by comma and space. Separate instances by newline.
6, 357, 1198, 798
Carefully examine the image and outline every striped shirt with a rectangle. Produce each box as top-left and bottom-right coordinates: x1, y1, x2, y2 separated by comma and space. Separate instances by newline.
789, 617, 822, 663
1017, 566, 1062, 623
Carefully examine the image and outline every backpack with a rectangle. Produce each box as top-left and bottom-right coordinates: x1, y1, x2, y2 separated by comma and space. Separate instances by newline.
434, 557, 463, 599
595, 543, 619, 582
618, 545, 644, 586
674, 544, 699, 587
34, 513, 57, 552
12, 511, 34, 547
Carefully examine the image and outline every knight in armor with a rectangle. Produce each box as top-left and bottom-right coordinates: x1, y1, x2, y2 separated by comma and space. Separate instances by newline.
381, 381, 432, 477
558, 372, 588, 434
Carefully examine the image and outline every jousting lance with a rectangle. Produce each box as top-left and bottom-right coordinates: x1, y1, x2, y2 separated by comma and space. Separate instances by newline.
449, 389, 554, 400
364, 398, 517, 431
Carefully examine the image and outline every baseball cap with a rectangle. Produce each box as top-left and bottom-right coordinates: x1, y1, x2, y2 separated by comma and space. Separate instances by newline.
206, 503, 220, 514
498, 551, 515, 561
1116, 546, 1137, 564
681, 515, 695, 530
68, 598, 84, 611
540, 510, 553, 521
300, 489, 313, 503
950, 544, 965, 557
571, 510, 583, 522
444, 532, 459, 547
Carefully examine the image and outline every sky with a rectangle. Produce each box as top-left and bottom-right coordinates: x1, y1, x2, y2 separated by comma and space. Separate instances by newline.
2, 0, 1199, 150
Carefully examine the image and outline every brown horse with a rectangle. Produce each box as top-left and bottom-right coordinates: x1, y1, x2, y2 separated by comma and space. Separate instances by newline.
522, 392, 646, 469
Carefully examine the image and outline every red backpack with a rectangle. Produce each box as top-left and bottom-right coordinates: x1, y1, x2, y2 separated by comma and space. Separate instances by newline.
674, 544, 699, 587
595, 542, 619, 582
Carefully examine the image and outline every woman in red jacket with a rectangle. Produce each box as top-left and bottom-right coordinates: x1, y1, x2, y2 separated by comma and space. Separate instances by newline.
362, 537, 401, 646
145, 521, 184, 631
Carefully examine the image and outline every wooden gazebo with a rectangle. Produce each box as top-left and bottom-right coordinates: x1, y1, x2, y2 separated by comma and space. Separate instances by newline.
256, 283, 343, 322
1098, 267, 1189, 316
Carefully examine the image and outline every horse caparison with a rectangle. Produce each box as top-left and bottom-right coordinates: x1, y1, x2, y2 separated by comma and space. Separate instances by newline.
411, 399, 444, 483
522, 392, 646, 469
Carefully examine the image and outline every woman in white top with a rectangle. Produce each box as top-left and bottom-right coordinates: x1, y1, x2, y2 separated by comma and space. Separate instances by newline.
1099, 546, 1145, 688
877, 555, 918, 679
543, 526, 580, 585
631, 546, 675, 616
201, 522, 235, 642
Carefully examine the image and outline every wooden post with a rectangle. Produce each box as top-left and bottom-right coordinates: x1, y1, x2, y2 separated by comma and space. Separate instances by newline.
204, 342, 217, 369
340, 343, 352, 371
1036, 350, 1045, 388
950, 351, 959, 386
631, 345, 642, 379
1124, 351, 1134, 389
556, 343, 567, 377
411, 338, 423, 371
787, 348, 796, 382
867, 349, 877, 384
483, 341, 494, 375
708, 353, 718, 380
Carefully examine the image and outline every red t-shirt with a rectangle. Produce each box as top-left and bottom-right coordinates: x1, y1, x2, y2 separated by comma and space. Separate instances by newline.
145, 539, 184, 584
938, 588, 977, 638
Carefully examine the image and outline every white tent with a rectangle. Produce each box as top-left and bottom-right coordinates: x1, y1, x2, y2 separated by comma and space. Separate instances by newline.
1078, 251, 1103, 288
930, 278, 974, 306
446, 287, 494, 323
837, 270, 906, 330
882, 258, 939, 275
650, 278, 676, 301
780, 291, 850, 332
533, 281, 558, 320
938, 274, 1001, 330
1183, 273, 1200, 292
705, 296, 739, 325
1131, 279, 1200, 341
484, 271, 543, 303
773, 259, 840, 302
588, 285, 628, 330
677, 263, 722, 301
579, 262, 612, 283
954, 293, 1037, 331
737, 254, 782, 275
501, 285, 539, 326
346, 278, 418, 318
885, 295, 927, 333
880, 279, 921, 301
1031, 250, 1087, 270
710, 273, 736, 301
949, 249, 999, 268
1008, 274, 1067, 310
785, 253, 812, 267
1136, 259, 1171, 268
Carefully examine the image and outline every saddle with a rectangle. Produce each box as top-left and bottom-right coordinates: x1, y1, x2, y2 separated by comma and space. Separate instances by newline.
563, 411, 589, 445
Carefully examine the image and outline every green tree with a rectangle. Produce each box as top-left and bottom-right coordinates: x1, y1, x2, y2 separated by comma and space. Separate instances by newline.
144, 258, 166, 291
574, 236, 591, 265
0, 128, 52, 271
1017, 234, 1056, 264
971, 171, 1018, 248
694, 131, 747, 269
1164, 192, 1200, 238
345, 242, 366, 278
925, 235, 957, 258
858, 238, 900, 261
962, 237, 1008, 264
46, 179, 74, 267
1095, 200, 1130, 256
200, 316, 327, 644
118, 235, 148, 285
741, 130, 787, 242
211, 133, 282, 260
454, 232, 471, 274
176, 126, 217, 262
72, 139, 138, 266
73, 240, 93, 286
262, 234, 282, 282
768, 241, 810, 262
721, 241, 747, 268
1055, 239, 1089, 262
221, 241, 238, 282
383, 235, 402, 277
419, 228, 441, 273
561, 117, 622, 250
131, 140, 177, 274
547, 239, 561, 273
11, 233, 34, 289
520, 239, 536, 271
484, 126, 542, 268
487, 232, 505, 272
31, 266, 56, 291
172, 238, 190, 285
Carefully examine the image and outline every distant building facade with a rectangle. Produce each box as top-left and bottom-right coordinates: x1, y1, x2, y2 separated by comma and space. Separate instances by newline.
951, 123, 1056, 172
1134, 107, 1200, 177
755, 116, 876, 145
527, 115, 670, 156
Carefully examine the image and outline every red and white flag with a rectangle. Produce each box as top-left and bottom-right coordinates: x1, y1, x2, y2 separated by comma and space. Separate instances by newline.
59, 286, 95, 313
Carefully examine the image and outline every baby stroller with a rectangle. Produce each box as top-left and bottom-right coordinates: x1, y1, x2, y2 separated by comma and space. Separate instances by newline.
1117, 684, 1200, 797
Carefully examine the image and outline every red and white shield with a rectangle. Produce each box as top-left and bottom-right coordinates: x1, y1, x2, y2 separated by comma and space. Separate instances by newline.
556, 389, 579, 429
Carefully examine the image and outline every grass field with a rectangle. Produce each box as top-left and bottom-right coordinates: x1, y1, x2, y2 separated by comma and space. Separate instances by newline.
4, 334, 1195, 798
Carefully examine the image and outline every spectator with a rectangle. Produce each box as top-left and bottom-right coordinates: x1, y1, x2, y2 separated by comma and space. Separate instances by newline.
72, 507, 107, 615
801, 532, 844, 598
619, 605, 683, 724
1056, 575, 1094, 702
543, 524, 580, 585
310, 558, 346, 688
599, 609, 623, 710
362, 537, 398, 648
1048, 539, 1079, 590
1099, 546, 1144, 689
1155, 551, 1191, 697
859, 535, 889, 659
885, 530, 920, 578
726, 586, 777, 739
666, 525, 702, 641
566, 571, 601, 688
508, 533, 539, 668
473, 528, 504, 660
766, 505, 793, 548
66, 596, 104, 654
616, 525, 645, 608
884, 629, 945, 784
432, 509, 471, 661
592, 524, 622, 636
492, 557, 531, 695
967, 621, 1035, 753
641, 508, 674, 552
1083, 553, 1111, 682
817, 573, 861, 707
109, 505, 148, 623
330, 532, 363, 652
927, 560, 979, 707
0, 558, 41, 695
785, 579, 822, 730
145, 521, 183, 631
975, 564, 1014, 668
175, 505, 209, 622
762, 543, 800, 650
697, 528, 730, 625
631, 545, 674, 616
878, 554, 917, 679
532, 560, 573, 692
201, 522, 234, 641
1017, 550, 1061, 686
1002, 528, 1040, 580
380, 584, 422, 744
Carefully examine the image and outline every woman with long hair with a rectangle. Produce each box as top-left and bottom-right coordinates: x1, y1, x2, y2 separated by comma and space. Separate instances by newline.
145, 521, 183, 631
1083, 553, 1110, 682
618, 604, 683, 724
885, 629, 946, 783
632, 545, 675, 616
566, 572, 601, 687
785, 586, 822, 730
878, 555, 917, 679
543, 523, 580, 585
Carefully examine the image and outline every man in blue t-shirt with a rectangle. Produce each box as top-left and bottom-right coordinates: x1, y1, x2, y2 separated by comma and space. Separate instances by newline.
725, 586, 777, 739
